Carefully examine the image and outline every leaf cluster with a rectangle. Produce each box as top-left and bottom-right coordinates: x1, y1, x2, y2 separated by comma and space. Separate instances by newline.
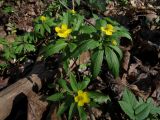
119, 88, 160, 120
47, 73, 110, 120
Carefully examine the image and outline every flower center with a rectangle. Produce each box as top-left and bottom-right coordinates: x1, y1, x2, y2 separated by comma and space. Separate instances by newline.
77, 96, 84, 101
59, 29, 66, 33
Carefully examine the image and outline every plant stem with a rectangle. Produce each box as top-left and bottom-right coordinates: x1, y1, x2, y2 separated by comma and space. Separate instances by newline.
72, 0, 75, 10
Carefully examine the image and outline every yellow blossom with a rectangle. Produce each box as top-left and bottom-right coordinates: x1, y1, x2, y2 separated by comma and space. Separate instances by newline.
70, 9, 76, 14
74, 90, 90, 106
101, 24, 115, 35
40, 16, 46, 22
55, 24, 72, 38
112, 40, 117, 46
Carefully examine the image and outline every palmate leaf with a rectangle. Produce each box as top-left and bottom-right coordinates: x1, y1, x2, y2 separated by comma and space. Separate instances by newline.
47, 93, 64, 101
105, 46, 119, 78
43, 40, 67, 57
122, 88, 138, 108
71, 39, 99, 58
78, 106, 87, 120
119, 101, 135, 120
91, 49, 104, 78
69, 72, 78, 92
23, 44, 35, 53
135, 103, 150, 120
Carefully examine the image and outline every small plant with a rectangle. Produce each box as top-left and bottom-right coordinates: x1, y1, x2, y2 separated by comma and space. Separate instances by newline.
47, 72, 110, 120
2, 5, 14, 14
34, 16, 54, 36
42, 10, 131, 78
13, 33, 36, 54
119, 88, 160, 120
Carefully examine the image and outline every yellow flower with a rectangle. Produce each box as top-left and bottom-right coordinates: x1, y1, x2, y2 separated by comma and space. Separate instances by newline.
74, 90, 90, 106
40, 16, 46, 22
55, 24, 72, 38
112, 40, 117, 46
101, 24, 115, 35
70, 9, 76, 14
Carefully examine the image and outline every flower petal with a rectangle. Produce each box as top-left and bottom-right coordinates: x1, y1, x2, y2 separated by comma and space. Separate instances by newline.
83, 92, 90, 103
105, 31, 112, 35
74, 96, 79, 102
78, 90, 83, 96
57, 33, 68, 38
106, 24, 113, 30
61, 24, 68, 30
55, 27, 61, 32
78, 101, 84, 106
101, 27, 105, 32
66, 29, 72, 34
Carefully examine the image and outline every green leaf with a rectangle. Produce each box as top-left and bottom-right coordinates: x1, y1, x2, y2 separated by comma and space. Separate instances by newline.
80, 25, 96, 34
115, 27, 132, 40
58, 79, 72, 93
40, 25, 45, 36
44, 40, 67, 57
88, 91, 110, 104
95, 19, 107, 30
69, 72, 78, 92
43, 23, 51, 33
0, 37, 7, 45
34, 24, 41, 33
68, 102, 76, 120
135, 103, 150, 120
47, 93, 64, 101
105, 17, 119, 26
68, 43, 77, 52
105, 47, 120, 78
108, 45, 123, 60
78, 77, 90, 90
119, 101, 135, 120
135, 103, 149, 114
73, 15, 84, 31
63, 60, 69, 73
46, 18, 55, 26
122, 88, 138, 108
89, 101, 100, 108
91, 49, 104, 78
71, 39, 99, 58
78, 106, 87, 120
75, 0, 80, 5
89, 0, 106, 11
62, 12, 69, 25
57, 97, 71, 117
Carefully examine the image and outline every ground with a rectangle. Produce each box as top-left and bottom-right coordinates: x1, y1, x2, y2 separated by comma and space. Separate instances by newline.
0, 0, 160, 120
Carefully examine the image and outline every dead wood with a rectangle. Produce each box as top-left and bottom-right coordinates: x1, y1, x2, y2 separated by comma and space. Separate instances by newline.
0, 62, 52, 120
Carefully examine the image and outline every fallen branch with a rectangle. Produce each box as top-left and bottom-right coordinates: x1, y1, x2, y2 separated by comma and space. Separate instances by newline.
0, 62, 52, 120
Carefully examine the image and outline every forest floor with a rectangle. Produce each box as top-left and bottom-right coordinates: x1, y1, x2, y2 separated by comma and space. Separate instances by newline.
0, 0, 160, 120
